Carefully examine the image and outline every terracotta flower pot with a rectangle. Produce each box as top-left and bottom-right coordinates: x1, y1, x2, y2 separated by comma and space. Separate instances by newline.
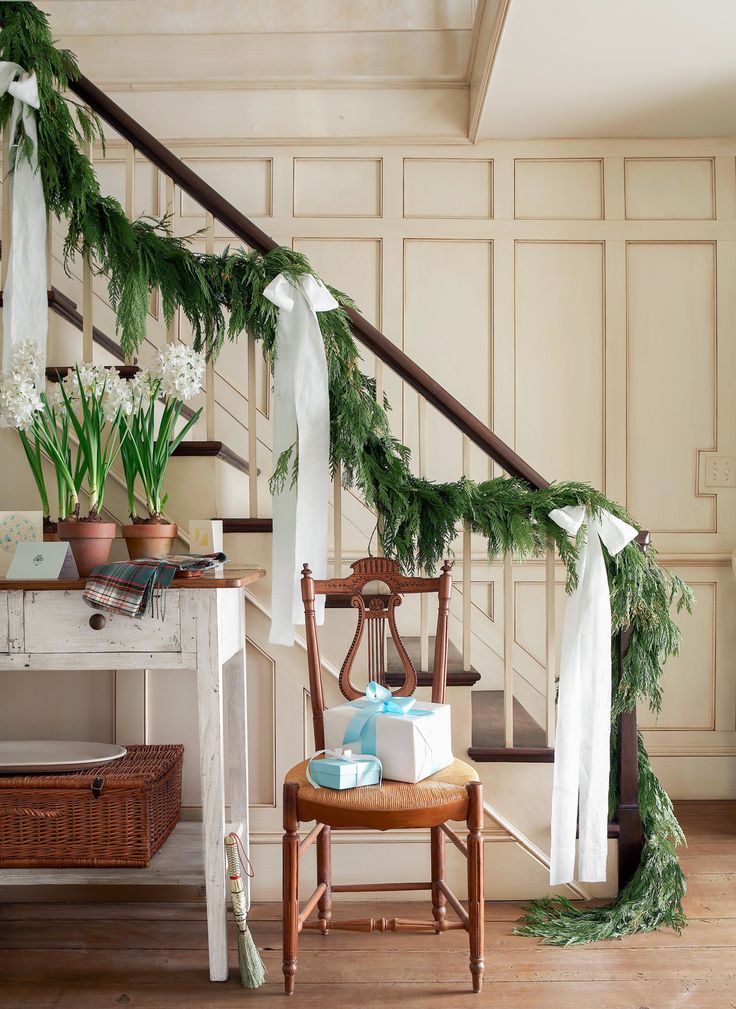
58, 520, 117, 576
43, 520, 59, 543
122, 522, 178, 560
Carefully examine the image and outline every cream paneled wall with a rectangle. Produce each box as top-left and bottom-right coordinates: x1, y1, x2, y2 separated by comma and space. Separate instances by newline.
6, 137, 736, 828
142, 135, 734, 801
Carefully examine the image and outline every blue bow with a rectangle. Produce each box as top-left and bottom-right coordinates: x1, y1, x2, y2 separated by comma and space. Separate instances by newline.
342, 681, 432, 755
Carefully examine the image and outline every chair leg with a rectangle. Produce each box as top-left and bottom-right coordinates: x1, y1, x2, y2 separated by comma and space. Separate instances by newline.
317, 823, 332, 930
466, 781, 485, 993
430, 825, 446, 929
282, 782, 300, 995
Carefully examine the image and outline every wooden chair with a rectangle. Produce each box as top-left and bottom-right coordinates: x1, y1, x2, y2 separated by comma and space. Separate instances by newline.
282, 557, 484, 995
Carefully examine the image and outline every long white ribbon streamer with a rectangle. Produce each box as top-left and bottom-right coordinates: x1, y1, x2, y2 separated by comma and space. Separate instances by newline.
0, 62, 47, 384
549, 504, 638, 885
264, 273, 336, 646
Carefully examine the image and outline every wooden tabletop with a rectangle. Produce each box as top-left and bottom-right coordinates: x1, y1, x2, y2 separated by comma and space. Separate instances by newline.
0, 566, 266, 592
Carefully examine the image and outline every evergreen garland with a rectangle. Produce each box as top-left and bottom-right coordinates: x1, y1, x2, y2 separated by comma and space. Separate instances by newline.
3, 2, 693, 945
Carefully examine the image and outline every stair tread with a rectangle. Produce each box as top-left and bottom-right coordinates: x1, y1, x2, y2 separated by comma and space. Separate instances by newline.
386, 635, 478, 677
384, 668, 480, 688
471, 689, 547, 749
46, 364, 139, 381
467, 746, 554, 762
221, 518, 273, 533
172, 441, 251, 475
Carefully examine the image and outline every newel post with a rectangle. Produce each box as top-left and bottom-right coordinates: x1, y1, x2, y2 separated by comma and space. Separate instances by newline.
615, 529, 650, 889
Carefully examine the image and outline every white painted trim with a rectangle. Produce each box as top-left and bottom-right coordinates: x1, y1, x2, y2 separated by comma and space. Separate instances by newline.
483, 798, 592, 901
468, 0, 512, 143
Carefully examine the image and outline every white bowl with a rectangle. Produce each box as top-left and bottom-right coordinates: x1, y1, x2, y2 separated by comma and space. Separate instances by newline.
0, 741, 127, 773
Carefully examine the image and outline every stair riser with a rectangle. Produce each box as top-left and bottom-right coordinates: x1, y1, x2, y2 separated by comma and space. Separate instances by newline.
165, 455, 248, 526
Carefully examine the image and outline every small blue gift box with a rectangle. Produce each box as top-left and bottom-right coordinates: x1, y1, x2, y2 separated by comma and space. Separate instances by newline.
306, 749, 382, 790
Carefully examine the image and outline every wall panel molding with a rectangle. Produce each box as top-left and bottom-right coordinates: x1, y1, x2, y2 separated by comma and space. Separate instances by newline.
639, 581, 717, 732
513, 240, 606, 487
624, 158, 715, 221
626, 241, 718, 534
403, 238, 493, 483
293, 157, 383, 218
403, 158, 493, 219
514, 159, 604, 220
180, 156, 273, 222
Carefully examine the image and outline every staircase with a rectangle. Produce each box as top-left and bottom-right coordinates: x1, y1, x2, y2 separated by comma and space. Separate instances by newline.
0, 69, 645, 903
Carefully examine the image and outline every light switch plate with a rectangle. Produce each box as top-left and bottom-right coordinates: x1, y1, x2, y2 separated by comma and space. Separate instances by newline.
703, 455, 736, 488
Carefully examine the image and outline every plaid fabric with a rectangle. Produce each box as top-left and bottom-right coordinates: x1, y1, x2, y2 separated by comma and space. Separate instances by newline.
82, 553, 227, 619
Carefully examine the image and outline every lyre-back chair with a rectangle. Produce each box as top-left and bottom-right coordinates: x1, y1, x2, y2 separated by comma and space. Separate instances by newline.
282, 557, 485, 995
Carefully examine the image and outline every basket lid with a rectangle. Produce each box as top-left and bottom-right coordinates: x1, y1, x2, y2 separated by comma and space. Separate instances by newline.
0, 744, 183, 790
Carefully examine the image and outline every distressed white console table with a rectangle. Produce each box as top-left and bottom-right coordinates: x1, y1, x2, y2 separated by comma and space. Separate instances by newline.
0, 567, 265, 982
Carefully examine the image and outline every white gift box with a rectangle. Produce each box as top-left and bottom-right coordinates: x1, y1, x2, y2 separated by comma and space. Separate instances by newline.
322, 697, 453, 783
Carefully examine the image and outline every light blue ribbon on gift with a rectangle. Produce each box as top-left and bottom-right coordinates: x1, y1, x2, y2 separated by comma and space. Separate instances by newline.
306, 747, 383, 789
342, 681, 433, 756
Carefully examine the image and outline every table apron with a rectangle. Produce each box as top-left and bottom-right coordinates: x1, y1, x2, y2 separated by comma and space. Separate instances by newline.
0, 651, 199, 670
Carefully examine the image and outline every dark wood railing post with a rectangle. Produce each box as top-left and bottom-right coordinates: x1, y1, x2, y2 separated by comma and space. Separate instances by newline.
615, 529, 650, 888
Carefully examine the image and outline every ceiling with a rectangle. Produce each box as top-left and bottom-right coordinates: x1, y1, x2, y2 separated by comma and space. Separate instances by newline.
42, 0, 736, 140
477, 0, 736, 139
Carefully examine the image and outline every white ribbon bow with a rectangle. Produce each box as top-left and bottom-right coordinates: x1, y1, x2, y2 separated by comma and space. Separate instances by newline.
264, 273, 336, 646
0, 62, 47, 385
548, 504, 638, 885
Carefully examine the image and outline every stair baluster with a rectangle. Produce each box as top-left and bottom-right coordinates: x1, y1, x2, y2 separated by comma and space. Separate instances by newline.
545, 546, 557, 747
461, 435, 472, 674
246, 333, 258, 516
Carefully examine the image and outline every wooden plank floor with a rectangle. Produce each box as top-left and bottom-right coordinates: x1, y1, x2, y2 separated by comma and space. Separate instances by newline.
0, 801, 734, 1008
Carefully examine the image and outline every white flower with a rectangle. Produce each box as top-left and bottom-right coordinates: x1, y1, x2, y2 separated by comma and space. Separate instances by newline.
153, 344, 205, 402
0, 341, 44, 430
0, 375, 43, 430
9, 339, 44, 386
101, 368, 134, 422
58, 363, 136, 421
127, 369, 154, 413
46, 382, 65, 410
80, 363, 105, 394
60, 362, 105, 404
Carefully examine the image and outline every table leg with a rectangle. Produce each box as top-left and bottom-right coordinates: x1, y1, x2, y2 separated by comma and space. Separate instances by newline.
196, 592, 228, 982
224, 638, 251, 909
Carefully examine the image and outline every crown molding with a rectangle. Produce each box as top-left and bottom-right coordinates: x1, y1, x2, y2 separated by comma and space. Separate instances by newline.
468, 0, 512, 143
96, 78, 469, 93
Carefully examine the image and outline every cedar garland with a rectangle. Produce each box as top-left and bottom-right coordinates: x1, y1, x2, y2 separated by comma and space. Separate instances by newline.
2, 2, 693, 944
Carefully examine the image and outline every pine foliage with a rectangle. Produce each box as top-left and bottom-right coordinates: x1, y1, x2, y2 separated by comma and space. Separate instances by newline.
3, 1, 694, 946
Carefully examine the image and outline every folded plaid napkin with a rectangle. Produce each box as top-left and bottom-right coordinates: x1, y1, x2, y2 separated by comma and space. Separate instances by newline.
82, 553, 227, 619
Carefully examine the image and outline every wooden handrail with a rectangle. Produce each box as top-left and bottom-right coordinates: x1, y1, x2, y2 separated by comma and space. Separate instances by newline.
69, 73, 548, 489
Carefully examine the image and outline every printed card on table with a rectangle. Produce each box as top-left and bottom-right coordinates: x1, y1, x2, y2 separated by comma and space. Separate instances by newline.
189, 519, 224, 555
0, 511, 44, 576
7, 541, 79, 580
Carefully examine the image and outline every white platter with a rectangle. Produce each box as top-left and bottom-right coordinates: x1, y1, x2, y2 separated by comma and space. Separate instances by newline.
0, 741, 127, 773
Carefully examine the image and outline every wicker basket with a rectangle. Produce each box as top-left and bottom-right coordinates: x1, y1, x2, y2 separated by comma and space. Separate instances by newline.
0, 743, 183, 868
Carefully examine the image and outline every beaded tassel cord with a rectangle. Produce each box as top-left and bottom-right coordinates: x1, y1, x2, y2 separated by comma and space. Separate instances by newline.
224, 832, 266, 989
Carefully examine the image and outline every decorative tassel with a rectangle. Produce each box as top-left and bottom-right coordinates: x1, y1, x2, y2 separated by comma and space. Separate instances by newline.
225, 832, 266, 989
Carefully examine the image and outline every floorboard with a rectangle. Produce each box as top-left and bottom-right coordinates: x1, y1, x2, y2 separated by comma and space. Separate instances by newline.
0, 801, 734, 1008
